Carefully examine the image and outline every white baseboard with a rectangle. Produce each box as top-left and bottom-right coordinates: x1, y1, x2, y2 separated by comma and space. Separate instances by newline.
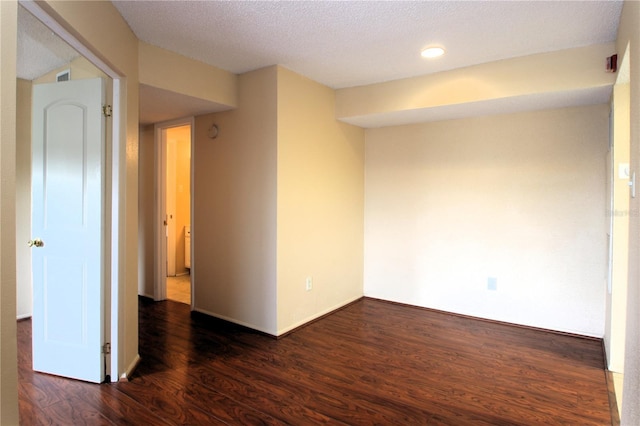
120, 354, 141, 382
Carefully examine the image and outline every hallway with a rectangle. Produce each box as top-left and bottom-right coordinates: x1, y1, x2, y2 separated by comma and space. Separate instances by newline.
167, 274, 190, 305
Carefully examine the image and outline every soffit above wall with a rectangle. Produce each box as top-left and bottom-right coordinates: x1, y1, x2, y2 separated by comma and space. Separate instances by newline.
336, 43, 617, 128
139, 84, 232, 126
341, 86, 613, 129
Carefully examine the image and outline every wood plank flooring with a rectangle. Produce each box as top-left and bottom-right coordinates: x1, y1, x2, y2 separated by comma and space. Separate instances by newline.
18, 297, 613, 425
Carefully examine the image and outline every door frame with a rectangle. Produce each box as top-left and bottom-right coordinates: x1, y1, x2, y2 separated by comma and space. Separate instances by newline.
21, 0, 125, 382
154, 117, 195, 306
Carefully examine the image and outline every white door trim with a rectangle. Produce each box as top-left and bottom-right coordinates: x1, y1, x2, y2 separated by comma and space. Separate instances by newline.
20, 0, 125, 382
154, 117, 195, 304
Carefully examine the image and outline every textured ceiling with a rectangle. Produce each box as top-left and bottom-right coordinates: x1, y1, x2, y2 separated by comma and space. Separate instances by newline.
18, 1, 624, 126
113, 0, 623, 89
17, 5, 79, 81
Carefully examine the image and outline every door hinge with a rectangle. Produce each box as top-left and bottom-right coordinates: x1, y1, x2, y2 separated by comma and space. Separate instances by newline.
102, 342, 111, 354
102, 104, 112, 117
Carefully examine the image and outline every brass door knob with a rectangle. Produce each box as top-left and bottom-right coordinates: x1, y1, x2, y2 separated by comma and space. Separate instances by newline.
28, 239, 44, 248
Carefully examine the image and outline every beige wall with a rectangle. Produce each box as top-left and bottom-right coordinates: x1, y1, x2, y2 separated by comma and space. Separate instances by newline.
0, 1, 18, 422
139, 41, 237, 109
276, 67, 364, 334
138, 125, 155, 297
193, 67, 278, 334
605, 82, 630, 373
616, 1, 640, 424
149, 66, 364, 336
365, 105, 608, 336
16, 79, 32, 320
136, 41, 239, 297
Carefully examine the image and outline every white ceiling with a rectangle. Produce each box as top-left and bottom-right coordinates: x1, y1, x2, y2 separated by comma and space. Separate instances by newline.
18, 1, 624, 126
113, 0, 623, 89
17, 5, 79, 81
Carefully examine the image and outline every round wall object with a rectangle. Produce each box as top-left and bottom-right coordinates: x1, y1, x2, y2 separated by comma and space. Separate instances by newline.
208, 124, 219, 139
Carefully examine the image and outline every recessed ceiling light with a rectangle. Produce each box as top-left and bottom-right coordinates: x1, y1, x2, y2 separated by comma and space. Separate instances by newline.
421, 46, 445, 59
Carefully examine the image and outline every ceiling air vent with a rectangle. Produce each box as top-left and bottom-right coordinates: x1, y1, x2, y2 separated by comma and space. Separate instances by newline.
56, 69, 70, 82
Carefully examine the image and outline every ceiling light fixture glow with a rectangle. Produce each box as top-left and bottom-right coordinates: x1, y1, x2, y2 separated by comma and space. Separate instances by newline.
421, 46, 445, 58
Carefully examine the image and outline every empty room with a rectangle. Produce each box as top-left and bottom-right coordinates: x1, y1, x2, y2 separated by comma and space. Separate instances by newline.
3, 0, 640, 424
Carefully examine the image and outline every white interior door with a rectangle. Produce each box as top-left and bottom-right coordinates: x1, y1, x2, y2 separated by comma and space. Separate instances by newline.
31, 78, 105, 383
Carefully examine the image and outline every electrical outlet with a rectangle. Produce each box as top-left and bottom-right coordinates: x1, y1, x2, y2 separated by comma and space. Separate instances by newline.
305, 276, 313, 291
488, 277, 497, 291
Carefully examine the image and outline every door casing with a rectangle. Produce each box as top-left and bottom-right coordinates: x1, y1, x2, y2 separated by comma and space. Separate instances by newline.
154, 117, 195, 306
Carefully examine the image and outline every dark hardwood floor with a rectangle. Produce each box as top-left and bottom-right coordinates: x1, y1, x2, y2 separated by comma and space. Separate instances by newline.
18, 297, 613, 425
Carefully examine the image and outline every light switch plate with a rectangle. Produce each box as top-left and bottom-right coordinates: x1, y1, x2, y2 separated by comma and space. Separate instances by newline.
619, 163, 630, 179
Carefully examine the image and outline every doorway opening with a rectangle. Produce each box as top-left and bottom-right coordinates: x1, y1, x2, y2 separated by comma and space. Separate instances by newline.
17, 1, 125, 382
155, 119, 194, 306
